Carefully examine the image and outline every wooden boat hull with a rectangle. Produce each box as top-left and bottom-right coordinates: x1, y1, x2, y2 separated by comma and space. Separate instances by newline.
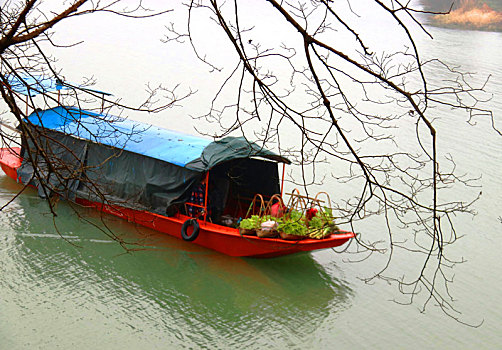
0, 147, 354, 257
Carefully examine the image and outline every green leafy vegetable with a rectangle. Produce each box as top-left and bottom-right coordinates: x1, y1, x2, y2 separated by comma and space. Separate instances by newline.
240, 215, 282, 230
240, 207, 339, 239
239, 215, 261, 230
278, 220, 308, 236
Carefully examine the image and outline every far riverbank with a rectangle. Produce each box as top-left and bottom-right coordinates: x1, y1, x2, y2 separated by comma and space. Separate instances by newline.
420, 0, 502, 32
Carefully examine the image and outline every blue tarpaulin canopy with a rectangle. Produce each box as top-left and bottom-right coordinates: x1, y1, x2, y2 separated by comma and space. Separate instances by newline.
24, 107, 289, 170
7, 75, 112, 97
7, 75, 67, 96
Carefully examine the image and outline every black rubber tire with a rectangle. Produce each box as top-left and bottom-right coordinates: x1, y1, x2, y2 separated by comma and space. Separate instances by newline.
181, 219, 200, 242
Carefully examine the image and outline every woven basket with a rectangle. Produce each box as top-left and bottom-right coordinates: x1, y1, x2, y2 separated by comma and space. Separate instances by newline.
239, 227, 257, 236
256, 228, 279, 238
279, 231, 306, 241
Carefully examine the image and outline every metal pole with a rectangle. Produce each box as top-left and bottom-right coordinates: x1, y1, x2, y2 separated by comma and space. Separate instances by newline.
203, 171, 209, 222
280, 163, 286, 198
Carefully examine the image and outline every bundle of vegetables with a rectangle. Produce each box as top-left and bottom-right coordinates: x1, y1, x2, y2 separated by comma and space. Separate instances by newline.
238, 215, 262, 235
307, 207, 340, 239
238, 192, 340, 240
239, 214, 283, 237
277, 209, 308, 240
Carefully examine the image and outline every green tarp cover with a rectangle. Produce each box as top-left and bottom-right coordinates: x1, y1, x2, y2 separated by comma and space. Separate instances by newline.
186, 136, 290, 171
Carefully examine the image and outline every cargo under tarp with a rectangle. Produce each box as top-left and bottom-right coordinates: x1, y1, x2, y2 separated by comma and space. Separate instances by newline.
19, 107, 289, 217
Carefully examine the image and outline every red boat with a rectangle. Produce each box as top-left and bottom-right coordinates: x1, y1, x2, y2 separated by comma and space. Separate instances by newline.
0, 107, 355, 258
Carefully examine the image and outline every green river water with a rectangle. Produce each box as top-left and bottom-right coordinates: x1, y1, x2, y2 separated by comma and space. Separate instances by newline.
1, 5, 501, 350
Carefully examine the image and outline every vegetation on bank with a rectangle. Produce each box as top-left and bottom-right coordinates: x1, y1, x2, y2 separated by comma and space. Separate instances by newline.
421, 0, 502, 32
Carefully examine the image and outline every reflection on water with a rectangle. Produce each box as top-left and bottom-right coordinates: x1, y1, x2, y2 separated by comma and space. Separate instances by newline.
0, 175, 353, 348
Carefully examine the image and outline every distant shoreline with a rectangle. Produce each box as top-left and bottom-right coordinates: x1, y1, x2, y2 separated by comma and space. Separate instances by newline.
426, 20, 502, 33
420, 0, 502, 33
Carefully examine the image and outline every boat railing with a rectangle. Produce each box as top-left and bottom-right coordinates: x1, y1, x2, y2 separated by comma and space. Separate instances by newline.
185, 171, 210, 222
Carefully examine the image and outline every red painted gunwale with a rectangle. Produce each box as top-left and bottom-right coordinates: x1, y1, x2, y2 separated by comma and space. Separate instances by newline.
0, 147, 355, 257
0, 147, 22, 180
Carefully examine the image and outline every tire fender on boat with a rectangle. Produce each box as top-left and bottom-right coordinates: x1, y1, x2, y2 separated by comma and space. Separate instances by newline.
181, 219, 200, 241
